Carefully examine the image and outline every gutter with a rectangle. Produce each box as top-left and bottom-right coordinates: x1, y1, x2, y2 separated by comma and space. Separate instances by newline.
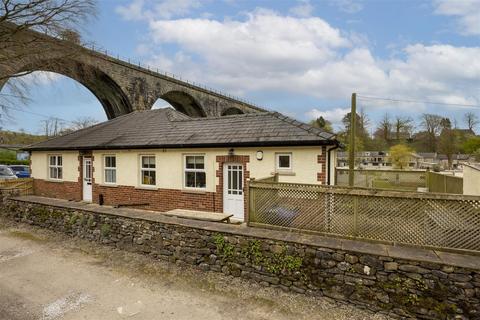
23, 139, 340, 152
327, 142, 341, 186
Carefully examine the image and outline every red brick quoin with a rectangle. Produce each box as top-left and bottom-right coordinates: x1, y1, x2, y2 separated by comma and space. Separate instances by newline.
317, 146, 327, 184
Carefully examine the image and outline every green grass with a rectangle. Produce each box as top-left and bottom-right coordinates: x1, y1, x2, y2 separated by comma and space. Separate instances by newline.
371, 179, 421, 191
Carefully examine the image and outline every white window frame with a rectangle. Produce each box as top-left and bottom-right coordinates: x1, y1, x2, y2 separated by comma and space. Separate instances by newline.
183, 154, 206, 190
276, 153, 292, 170
103, 155, 117, 185
48, 154, 63, 180
140, 155, 156, 187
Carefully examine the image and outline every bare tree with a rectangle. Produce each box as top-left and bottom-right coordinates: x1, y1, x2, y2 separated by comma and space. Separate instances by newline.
0, 0, 96, 114
377, 113, 392, 142
464, 112, 479, 132
358, 108, 370, 134
438, 118, 457, 169
70, 116, 97, 130
394, 116, 414, 141
41, 117, 65, 137
420, 114, 443, 152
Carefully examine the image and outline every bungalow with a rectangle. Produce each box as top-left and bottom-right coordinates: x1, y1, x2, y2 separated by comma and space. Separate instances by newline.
25, 108, 339, 221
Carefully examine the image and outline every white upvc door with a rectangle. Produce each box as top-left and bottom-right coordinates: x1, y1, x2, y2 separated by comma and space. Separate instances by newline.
83, 157, 93, 202
223, 163, 244, 220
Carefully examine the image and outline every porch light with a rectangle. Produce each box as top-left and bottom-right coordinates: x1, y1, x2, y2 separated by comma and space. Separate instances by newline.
228, 148, 235, 156
256, 150, 263, 161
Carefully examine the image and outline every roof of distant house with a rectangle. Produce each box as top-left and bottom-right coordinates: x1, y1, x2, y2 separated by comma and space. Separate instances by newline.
24, 108, 338, 151
417, 152, 437, 158
0, 144, 28, 150
437, 154, 471, 161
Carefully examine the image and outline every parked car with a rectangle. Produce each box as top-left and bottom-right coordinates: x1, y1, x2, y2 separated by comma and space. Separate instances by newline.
9, 165, 30, 178
0, 165, 18, 180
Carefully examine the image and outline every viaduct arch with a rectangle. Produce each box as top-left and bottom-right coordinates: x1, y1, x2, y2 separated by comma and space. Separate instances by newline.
0, 24, 266, 119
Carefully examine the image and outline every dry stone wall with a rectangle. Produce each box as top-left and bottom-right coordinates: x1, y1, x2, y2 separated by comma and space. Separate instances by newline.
2, 198, 479, 319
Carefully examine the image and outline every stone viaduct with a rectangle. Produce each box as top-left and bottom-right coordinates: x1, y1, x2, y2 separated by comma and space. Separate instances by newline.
0, 24, 265, 119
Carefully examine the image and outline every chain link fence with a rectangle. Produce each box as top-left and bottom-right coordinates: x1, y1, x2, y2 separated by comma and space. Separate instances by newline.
249, 180, 480, 252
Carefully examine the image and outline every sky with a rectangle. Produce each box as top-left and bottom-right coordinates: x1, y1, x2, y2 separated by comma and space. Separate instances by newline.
3, 0, 480, 134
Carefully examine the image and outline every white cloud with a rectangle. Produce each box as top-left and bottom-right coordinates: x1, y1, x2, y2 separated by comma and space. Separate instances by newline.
329, 0, 363, 14
116, 0, 201, 21
115, 0, 145, 21
290, 0, 314, 18
306, 107, 350, 124
433, 0, 480, 35
20, 71, 62, 86
132, 9, 479, 122
152, 0, 201, 19
148, 10, 350, 77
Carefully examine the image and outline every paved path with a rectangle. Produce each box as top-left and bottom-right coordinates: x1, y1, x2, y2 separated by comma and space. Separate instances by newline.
0, 221, 390, 320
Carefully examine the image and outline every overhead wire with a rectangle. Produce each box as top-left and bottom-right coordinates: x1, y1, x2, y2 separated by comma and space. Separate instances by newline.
357, 94, 480, 109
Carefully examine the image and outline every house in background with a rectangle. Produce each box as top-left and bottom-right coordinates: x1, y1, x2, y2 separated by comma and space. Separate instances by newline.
337, 151, 421, 169
25, 108, 339, 221
0, 144, 30, 161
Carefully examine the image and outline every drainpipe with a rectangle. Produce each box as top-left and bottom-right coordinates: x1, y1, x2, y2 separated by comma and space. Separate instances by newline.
327, 143, 340, 186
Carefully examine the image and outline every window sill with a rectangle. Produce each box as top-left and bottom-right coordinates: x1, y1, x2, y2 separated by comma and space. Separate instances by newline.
272, 171, 296, 176
182, 188, 207, 195
46, 179, 64, 183
98, 183, 118, 188
135, 186, 159, 191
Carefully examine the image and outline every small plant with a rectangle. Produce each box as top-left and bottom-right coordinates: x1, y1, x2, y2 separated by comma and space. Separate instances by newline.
87, 216, 95, 228
68, 215, 79, 225
264, 249, 303, 274
241, 239, 263, 265
100, 223, 111, 237
213, 233, 234, 259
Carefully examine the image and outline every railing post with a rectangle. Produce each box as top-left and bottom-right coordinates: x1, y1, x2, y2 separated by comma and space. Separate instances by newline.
353, 196, 359, 236
248, 184, 255, 225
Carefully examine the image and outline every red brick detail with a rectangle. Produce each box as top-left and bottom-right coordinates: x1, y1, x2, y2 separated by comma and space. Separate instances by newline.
33, 179, 81, 201
215, 155, 250, 221
317, 146, 327, 184
34, 152, 251, 218
93, 184, 217, 212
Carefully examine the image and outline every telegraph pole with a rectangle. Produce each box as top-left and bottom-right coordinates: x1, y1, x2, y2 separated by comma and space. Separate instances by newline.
348, 93, 356, 186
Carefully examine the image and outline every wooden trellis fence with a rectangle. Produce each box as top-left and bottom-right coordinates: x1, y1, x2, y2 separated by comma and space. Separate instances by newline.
249, 180, 480, 252
0, 178, 34, 196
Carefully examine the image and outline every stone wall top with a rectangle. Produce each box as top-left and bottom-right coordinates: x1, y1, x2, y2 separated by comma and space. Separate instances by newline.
10, 195, 480, 271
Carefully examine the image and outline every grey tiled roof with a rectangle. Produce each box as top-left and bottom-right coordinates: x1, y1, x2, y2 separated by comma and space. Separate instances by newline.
25, 109, 337, 151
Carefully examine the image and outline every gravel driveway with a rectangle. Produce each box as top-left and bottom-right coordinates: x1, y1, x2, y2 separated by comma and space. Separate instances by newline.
0, 219, 391, 320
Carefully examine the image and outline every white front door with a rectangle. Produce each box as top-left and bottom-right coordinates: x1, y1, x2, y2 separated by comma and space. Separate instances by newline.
223, 163, 244, 220
83, 157, 92, 202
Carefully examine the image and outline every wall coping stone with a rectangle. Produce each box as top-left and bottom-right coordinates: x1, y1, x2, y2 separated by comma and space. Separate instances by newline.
10, 195, 480, 271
